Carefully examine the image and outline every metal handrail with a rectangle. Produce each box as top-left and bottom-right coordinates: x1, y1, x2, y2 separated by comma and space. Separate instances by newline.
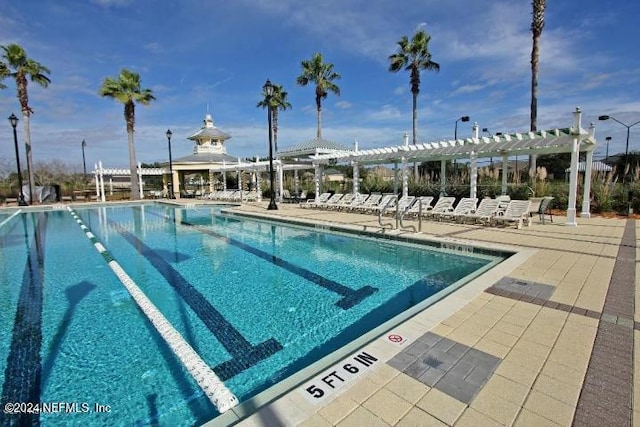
399, 199, 422, 232
377, 195, 397, 229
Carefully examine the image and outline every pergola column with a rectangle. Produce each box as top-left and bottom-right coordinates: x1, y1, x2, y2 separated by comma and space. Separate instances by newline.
278, 162, 284, 202
501, 153, 509, 195
566, 107, 582, 226
440, 160, 446, 196
314, 164, 322, 199
294, 169, 299, 197
401, 157, 408, 198
352, 161, 359, 194
255, 158, 261, 200
581, 149, 594, 218
469, 122, 479, 199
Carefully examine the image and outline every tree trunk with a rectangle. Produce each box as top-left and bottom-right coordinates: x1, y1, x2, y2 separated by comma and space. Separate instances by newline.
412, 91, 419, 179
530, 33, 540, 178
128, 130, 140, 200
316, 96, 322, 139
21, 110, 35, 203
273, 108, 279, 153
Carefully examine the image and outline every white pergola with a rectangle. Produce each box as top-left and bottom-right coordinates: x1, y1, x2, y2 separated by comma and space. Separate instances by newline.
309, 107, 596, 226
94, 108, 596, 226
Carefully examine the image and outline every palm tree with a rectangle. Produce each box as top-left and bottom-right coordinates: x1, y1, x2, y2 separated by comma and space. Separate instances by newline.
0, 61, 9, 89
296, 53, 341, 139
257, 83, 292, 153
389, 29, 440, 178
99, 69, 155, 200
529, 0, 546, 172
1, 44, 51, 202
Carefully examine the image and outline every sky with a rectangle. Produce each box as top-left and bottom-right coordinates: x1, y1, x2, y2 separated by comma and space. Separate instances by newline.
0, 0, 639, 172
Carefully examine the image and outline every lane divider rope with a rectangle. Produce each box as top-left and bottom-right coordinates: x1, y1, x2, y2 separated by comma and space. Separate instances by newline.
66, 206, 239, 413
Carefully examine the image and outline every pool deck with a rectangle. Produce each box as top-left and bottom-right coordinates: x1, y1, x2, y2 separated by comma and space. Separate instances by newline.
205, 202, 638, 427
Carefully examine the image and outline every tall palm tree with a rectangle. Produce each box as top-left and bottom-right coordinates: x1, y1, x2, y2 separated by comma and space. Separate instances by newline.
257, 83, 292, 153
1, 44, 51, 202
389, 29, 440, 178
0, 61, 8, 89
99, 69, 155, 200
296, 53, 341, 139
529, 0, 546, 172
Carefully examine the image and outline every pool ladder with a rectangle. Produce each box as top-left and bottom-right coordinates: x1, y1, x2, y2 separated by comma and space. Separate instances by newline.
377, 196, 423, 232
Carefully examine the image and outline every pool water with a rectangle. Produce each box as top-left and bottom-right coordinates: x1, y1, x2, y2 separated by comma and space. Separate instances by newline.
0, 204, 503, 426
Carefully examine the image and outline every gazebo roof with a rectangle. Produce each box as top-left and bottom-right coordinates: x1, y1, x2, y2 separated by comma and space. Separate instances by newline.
188, 127, 231, 141
172, 152, 239, 164
278, 137, 352, 158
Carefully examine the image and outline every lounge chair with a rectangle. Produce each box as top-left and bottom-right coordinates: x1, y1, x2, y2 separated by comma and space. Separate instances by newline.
301, 192, 331, 208
318, 193, 344, 209
353, 194, 382, 213
495, 195, 511, 213
492, 200, 532, 229
332, 193, 355, 210
343, 193, 370, 211
423, 197, 456, 219
367, 194, 396, 214
405, 196, 434, 217
460, 198, 500, 224
537, 196, 554, 224
437, 197, 478, 222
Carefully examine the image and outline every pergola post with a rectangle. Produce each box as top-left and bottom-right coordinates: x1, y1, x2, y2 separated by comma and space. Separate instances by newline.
393, 162, 399, 195
501, 153, 509, 195
401, 157, 408, 198
469, 122, 479, 199
237, 158, 243, 201
278, 161, 284, 202
314, 164, 322, 199
566, 107, 582, 226
440, 160, 447, 196
581, 149, 594, 218
255, 158, 262, 200
352, 161, 359, 194
294, 169, 299, 197
138, 162, 144, 198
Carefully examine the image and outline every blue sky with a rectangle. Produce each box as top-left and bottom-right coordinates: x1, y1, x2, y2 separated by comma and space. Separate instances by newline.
1, 0, 639, 171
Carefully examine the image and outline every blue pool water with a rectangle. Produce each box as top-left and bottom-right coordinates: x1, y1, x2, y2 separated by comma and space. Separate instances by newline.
0, 204, 504, 426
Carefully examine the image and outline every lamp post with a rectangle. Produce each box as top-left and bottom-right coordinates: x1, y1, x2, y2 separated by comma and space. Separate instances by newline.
81, 139, 87, 178
599, 115, 640, 215
166, 129, 174, 199
264, 79, 278, 210
453, 115, 470, 174
8, 113, 28, 206
605, 136, 611, 164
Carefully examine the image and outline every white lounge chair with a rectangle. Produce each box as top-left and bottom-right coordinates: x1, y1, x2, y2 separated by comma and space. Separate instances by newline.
460, 198, 500, 224
343, 193, 370, 211
301, 192, 331, 208
437, 197, 478, 222
405, 196, 434, 217
424, 197, 456, 218
367, 194, 396, 214
353, 194, 382, 213
318, 193, 344, 209
492, 200, 532, 229
332, 193, 355, 210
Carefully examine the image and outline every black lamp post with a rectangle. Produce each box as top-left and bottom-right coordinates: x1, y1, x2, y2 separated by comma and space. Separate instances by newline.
81, 139, 87, 178
8, 113, 28, 206
453, 115, 470, 173
264, 79, 278, 210
605, 136, 611, 164
599, 115, 640, 215
166, 129, 174, 199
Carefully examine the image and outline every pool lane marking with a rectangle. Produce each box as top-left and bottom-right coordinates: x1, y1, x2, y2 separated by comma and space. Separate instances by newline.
107, 218, 283, 382
0, 213, 46, 427
175, 214, 378, 310
0, 208, 22, 228
66, 207, 239, 414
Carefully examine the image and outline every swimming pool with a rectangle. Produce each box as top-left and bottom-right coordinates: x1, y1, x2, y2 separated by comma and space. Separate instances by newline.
0, 203, 506, 425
